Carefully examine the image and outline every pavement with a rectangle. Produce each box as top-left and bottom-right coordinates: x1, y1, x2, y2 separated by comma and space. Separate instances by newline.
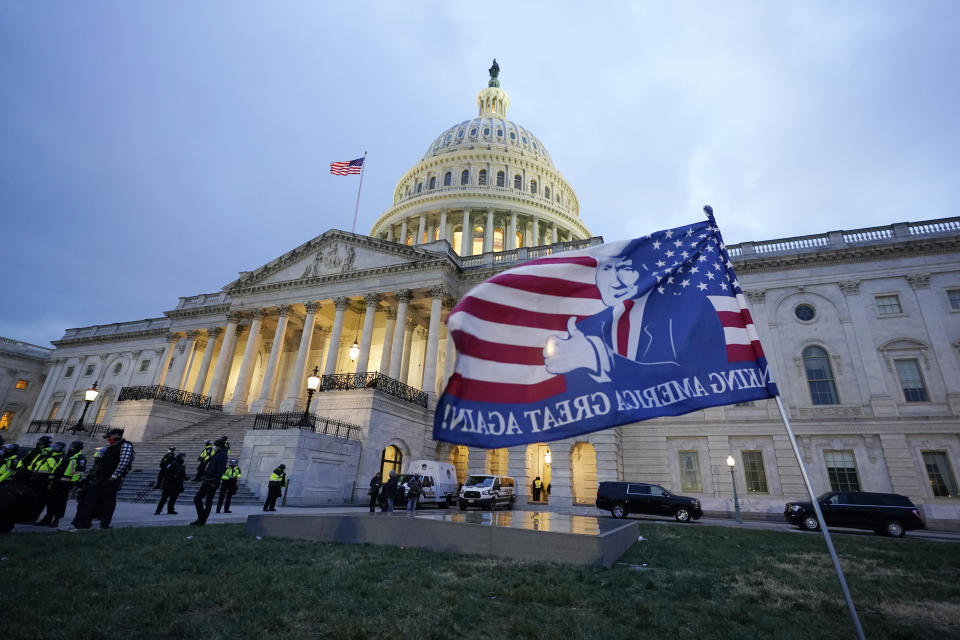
10, 499, 960, 542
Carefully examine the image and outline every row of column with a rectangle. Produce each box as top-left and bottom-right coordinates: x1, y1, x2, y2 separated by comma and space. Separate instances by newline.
385, 208, 565, 256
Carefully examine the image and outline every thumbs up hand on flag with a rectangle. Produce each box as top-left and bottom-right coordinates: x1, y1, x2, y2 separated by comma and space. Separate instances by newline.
543, 316, 603, 377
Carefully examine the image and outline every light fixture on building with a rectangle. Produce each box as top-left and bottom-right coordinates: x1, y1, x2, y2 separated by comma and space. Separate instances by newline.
349, 307, 361, 362
298, 366, 321, 426
726, 454, 742, 525
544, 449, 552, 465
72, 381, 99, 434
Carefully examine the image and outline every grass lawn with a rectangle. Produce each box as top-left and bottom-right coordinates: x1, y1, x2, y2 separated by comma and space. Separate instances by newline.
4, 522, 959, 639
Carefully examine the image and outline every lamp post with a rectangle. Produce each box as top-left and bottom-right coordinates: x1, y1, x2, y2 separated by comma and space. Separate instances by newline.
299, 367, 321, 427
73, 381, 100, 434
726, 454, 742, 524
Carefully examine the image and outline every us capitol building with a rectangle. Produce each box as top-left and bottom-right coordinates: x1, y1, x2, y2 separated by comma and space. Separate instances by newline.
4, 63, 960, 527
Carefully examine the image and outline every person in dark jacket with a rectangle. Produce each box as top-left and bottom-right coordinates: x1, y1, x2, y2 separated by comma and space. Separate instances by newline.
405, 475, 422, 516
216, 458, 241, 513
155, 453, 186, 515
155, 446, 176, 489
263, 464, 287, 512
382, 470, 398, 512
193, 440, 214, 481
72, 428, 134, 530
368, 473, 382, 513
190, 438, 227, 526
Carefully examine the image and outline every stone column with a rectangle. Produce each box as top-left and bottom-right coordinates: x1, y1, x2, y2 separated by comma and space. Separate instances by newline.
379, 308, 397, 375
356, 294, 380, 373
552, 224, 558, 243
399, 218, 408, 244
279, 302, 319, 412
532, 217, 540, 247
461, 209, 472, 256
191, 327, 222, 396
439, 209, 448, 242
173, 330, 200, 390
28, 358, 65, 422
417, 215, 426, 245
153, 333, 180, 386
251, 305, 291, 413
484, 209, 494, 253
386, 226, 394, 242
225, 310, 265, 413
421, 287, 446, 395
208, 313, 241, 404
400, 321, 417, 385
509, 212, 518, 250
324, 297, 350, 376
443, 299, 457, 388
388, 290, 412, 380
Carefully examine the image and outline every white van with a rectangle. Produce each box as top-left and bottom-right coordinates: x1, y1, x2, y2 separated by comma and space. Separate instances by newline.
402, 459, 459, 508
458, 474, 516, 511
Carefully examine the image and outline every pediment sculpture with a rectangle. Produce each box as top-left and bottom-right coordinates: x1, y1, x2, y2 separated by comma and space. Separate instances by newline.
301, 243, 357, 278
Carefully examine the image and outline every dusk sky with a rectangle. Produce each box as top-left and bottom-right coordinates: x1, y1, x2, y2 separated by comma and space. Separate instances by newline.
2, 2, 958, 348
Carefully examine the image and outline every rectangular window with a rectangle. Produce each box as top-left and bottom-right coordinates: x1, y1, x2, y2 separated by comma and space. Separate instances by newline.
15, 379, 29, 390
0, 411, 12, 430
678, 451, 702, 492
876, 294, 902, 315
64, 366, 75, 378
48, 402, 60, 420
824, 450, 861, 492
948, 289, 960, 310
140, 359, 151, 372
923, 451, 958, 497
84, 364, 95, 376
895, 359, 929, 402
742, 451, 769, 493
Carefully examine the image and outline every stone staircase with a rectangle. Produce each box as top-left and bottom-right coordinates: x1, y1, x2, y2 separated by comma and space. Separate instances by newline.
115, 412, 263, 505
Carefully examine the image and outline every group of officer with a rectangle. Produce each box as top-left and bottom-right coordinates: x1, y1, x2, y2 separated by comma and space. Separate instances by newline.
0, 427, 134, 531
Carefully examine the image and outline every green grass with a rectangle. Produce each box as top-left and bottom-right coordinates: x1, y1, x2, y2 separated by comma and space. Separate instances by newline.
3, 523, 959, 639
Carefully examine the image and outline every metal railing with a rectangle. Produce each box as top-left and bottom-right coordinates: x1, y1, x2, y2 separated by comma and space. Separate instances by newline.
252, 412, 362, 442
117, 385, 223, 411
319, 372, 428, 407
27, 420, 122, 439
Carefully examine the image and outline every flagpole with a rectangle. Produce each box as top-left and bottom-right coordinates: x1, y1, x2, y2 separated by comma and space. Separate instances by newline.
351, 151, 367, 234
703, 204, 865, 640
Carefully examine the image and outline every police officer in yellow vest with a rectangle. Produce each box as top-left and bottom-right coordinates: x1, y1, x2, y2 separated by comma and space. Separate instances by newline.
532, 476, 544, 501
263, 464, 286, 511
193, 440, 214, 481
14, 435, 52, 482
0, 443, 20, 484
37, 441, 85, 528
31, 441, 66, 524
216, 458, 242, 514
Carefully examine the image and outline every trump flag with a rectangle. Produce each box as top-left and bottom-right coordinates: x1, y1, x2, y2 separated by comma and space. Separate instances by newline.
433, 214, 779, 448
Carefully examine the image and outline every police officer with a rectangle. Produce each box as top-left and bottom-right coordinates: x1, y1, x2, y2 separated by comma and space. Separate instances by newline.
155, 452, 186, 515
155, 446, 176, 488
14, 435, 52, 481
193, 440, 214, 481
263, 464, 287, 511
216, 458, 241, 514
28, 441, 65, 522
0, 443, 20, 484
37, 441, 85, 528
190, 437, 227, 526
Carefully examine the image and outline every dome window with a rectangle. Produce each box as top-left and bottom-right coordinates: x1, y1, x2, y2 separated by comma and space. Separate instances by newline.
443, 172, 452, 187
496, 171, 505, 187
510, 132, 516, 140
429, 176, 436, 190
416, 182, 423, 193
497, 128, 503, 136
483, 127, 490, 136
532, 142, 539, 151
457, 130, 465, 139
478, 169, 487, 186
544, 186, 550, 199
445, 134, 452, 143
461, 170, 469, 185
470, 128, 477, 136
514, 174, 522, 190
530, 180, 537, 194
522, 136, 528, 144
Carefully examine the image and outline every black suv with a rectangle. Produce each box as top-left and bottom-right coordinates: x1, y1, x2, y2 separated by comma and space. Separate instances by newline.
784, 491, 926, 538
596, 481, 702, 522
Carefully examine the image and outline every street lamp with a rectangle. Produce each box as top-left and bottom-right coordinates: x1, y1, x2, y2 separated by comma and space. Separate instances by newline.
726, 454, 743, 524
349, 309, 361, 362
299, 367, 321, 426
73, 381, 100, 434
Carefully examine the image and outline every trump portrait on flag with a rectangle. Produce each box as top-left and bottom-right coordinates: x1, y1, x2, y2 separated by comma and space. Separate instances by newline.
434, 212, 779, 449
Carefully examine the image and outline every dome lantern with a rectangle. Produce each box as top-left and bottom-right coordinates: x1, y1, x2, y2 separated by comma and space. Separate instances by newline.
477, 59, 510, 118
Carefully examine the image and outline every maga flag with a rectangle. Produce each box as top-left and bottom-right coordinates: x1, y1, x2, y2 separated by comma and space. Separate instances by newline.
433, 215, 778, 448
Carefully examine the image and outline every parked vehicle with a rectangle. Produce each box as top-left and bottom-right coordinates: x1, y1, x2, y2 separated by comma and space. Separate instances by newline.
397, 460, 458, 508
595, 481, 702, 522
458, 474, 515, 511
784, 491, 925, 538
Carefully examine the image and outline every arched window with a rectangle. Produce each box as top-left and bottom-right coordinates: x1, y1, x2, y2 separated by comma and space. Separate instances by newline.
496, 171, 505, 187
493, 228, 504, 252
544, 186, 550, 200
428, 176, 436, 190
461, 170, 469, 185
380, 445, 403, 482
514, 174, 522, 190
416, 182, 422, 193
95, 388, 114, 424
478, 169, 487, 185
405, 236, 413, 246
443, 172, 452, 186
452, 227, 463, 254
530, 180, 537, 194
803, 346, 839, 405
472, 225, 484, 255
516, 231, 523, 249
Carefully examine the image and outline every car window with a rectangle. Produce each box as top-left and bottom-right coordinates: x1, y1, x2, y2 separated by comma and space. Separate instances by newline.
464, 475, 494, 487
650, 486, 666, 496
627, 484, 650, 495
423, 476, 433, 487
493, 480, 500, 490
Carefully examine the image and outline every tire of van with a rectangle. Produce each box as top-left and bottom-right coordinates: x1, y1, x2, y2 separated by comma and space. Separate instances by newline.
458, 501, 466, 511
488, 498, 496, 511
439, 497, 450, 509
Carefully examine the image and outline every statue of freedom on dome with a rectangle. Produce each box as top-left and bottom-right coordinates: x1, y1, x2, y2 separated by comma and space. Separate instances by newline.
488, 59, 500, 87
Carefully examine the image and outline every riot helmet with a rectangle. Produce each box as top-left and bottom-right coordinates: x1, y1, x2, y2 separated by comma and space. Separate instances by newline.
50, 442, 66, 453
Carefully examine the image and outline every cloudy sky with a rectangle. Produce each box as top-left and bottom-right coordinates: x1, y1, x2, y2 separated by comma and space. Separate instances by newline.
2, 2, 958, 347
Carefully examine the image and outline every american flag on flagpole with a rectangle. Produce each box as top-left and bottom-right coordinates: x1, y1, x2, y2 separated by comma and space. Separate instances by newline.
330, 157, 364, 175
434, 214, 778, 448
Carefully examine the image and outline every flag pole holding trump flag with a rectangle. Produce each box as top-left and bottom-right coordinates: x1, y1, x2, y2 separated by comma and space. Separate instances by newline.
703, 206, 865, 640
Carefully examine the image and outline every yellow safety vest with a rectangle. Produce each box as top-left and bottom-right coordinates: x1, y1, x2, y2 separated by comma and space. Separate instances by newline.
222, 466, 242, 481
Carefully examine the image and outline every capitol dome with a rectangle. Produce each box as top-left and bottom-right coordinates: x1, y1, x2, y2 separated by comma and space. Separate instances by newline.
369, 61, 591, 256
